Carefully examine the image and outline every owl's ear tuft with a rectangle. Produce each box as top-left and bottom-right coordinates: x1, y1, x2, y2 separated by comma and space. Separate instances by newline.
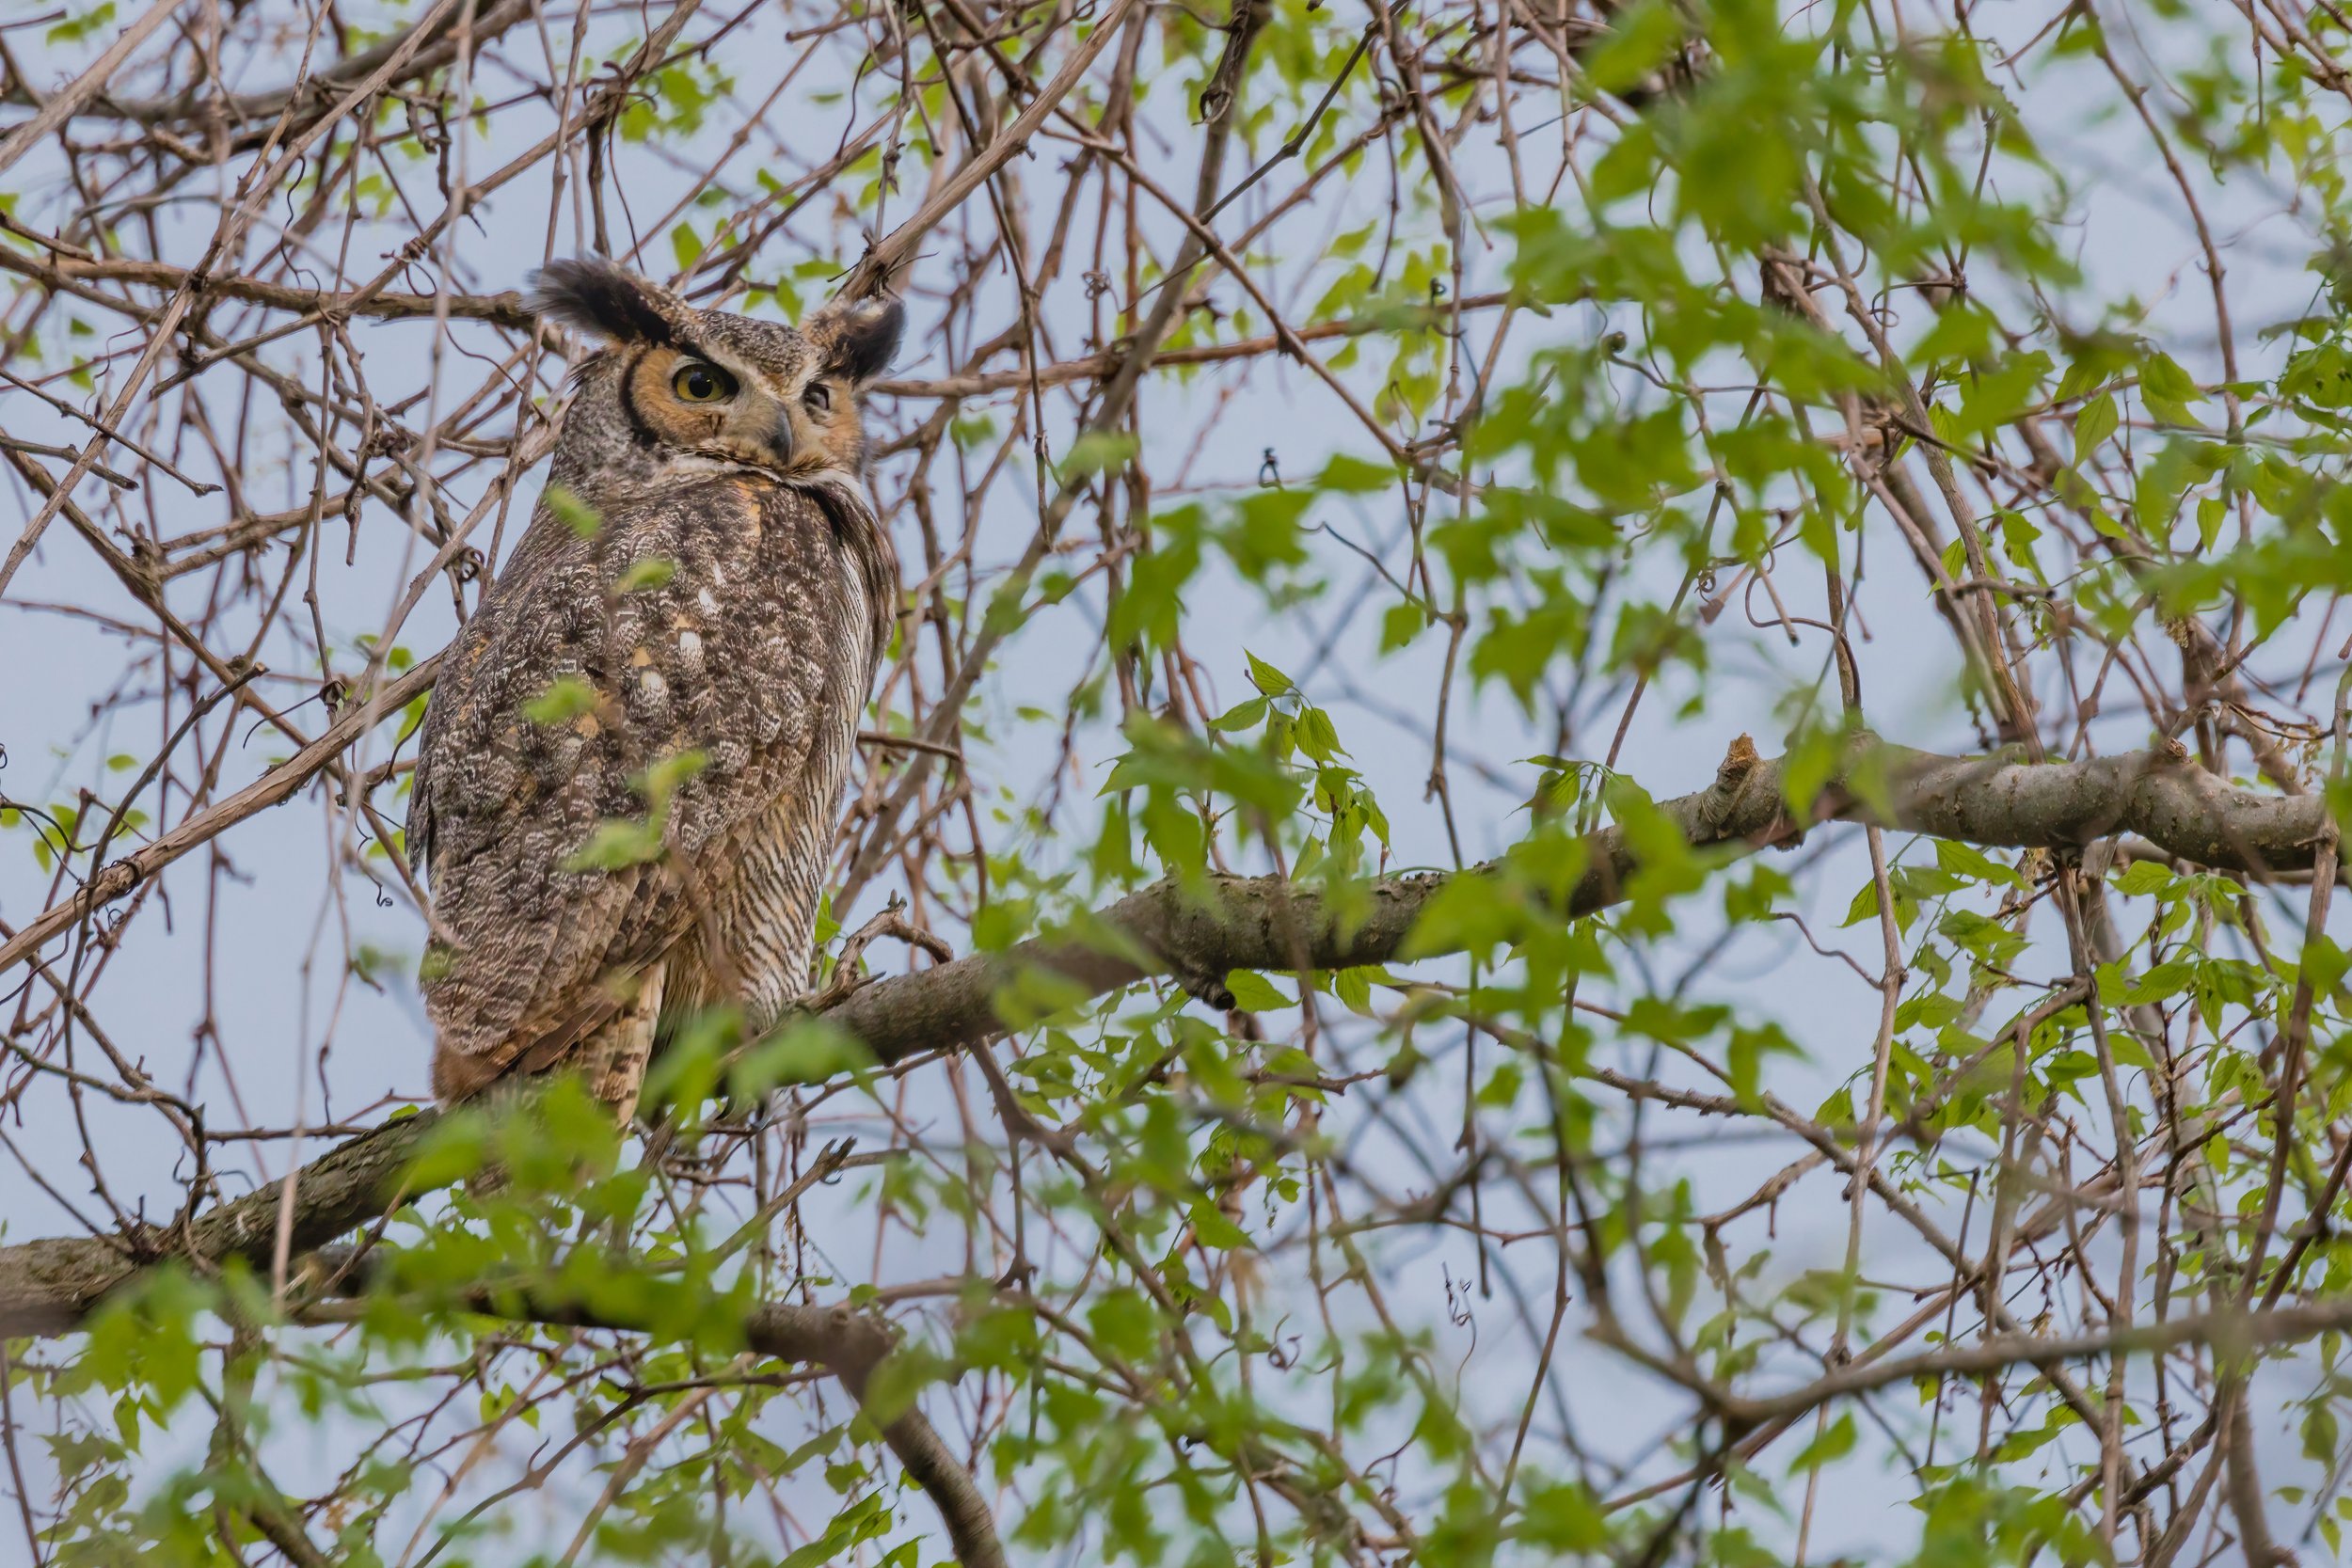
806, 293, 904, 385
528, 259, 686, 345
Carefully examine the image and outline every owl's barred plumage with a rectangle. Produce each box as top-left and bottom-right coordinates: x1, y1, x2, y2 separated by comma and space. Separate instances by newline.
407, 260, 902, 1118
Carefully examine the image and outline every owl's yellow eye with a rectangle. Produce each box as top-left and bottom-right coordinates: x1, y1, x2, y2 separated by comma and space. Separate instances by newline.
671, 360, 737, 404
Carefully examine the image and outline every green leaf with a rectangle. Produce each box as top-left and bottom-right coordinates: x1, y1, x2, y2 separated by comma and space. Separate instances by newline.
1782, 726, 1844, 818
44, 2, 114, 44
2303, 934, 2349, 997
2073, 391, 2118, 458
636, 748, 709, 806
1294, 705, 1346, 762
544, 483, 601, 539
1934, 838, 2023, 888
1244, 651, 1295, 697
1380, 600, 1425, 652
522, 675, 597, 724
2138, 351, 2204, 424
1223, 970, 1292, 1012
1060, 431, 1139, 478
562, 818, 665, 870
2111, 860, 2175, 897
730, 1018, 873, 1092
1518, 1481, 1609, 1549
1318, 452, 1398, 494
1208, 697, 1267, 733
1791, 1410, 1858, 1473
1581, 0, 1684, 92
1186, 1198, 1249, 1251
2123, 958, 2195, 1006
615, 556, 675, 593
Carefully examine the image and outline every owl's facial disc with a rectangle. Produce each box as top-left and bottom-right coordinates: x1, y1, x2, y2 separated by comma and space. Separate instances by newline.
624, 343, 804, 476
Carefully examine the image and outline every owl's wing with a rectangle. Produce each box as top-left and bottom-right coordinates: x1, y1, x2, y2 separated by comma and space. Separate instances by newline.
409, 479, 871, 1097
408, 514, 667, 1093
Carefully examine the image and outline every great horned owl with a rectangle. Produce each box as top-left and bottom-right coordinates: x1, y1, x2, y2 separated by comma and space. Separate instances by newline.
406, 258, 904, 1120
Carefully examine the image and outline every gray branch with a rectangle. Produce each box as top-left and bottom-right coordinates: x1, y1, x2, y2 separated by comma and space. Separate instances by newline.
828, 734, 2333, 1064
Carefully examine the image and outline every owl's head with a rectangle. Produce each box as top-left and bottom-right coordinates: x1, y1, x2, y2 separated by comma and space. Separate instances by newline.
528, 257, 904, 494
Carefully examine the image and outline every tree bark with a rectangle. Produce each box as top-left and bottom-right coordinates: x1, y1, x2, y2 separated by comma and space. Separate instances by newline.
828, 734, 2333, 1065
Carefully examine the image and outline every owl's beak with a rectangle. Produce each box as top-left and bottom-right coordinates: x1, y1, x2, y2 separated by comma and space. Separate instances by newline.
759, 412, 797, 471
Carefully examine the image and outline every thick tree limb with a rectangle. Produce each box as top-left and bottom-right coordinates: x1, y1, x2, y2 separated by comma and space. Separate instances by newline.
0, 1111, 438, 1338
752, 1305, 1004, 1568
0, 734, 2335, 1338
826, 735, 2333, 1063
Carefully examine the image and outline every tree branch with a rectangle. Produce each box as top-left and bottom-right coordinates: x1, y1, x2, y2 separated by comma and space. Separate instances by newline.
0, 247, 537, 327
0, 247, 1502, 398
824, 734, 2333, 1064
834, 0, 1142, 301
745, 1305, 1006, 1568
0, 1110, 437, 1337
299, 1272, 1006, 1568
1705, 1294, 2352, 1431
0, 658, 439, 980
0, 0, 537, 135
0, 0, 191, 177
0, 733, 2332, 1337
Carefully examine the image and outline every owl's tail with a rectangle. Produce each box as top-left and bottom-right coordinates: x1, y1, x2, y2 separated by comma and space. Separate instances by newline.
449, 961, 669, 1198
576, 959, 667, 1125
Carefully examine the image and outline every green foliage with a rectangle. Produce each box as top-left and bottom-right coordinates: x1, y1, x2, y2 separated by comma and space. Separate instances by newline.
522, 673, 598, 723
544, 483, 601, 539
561, 749, 708, 871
